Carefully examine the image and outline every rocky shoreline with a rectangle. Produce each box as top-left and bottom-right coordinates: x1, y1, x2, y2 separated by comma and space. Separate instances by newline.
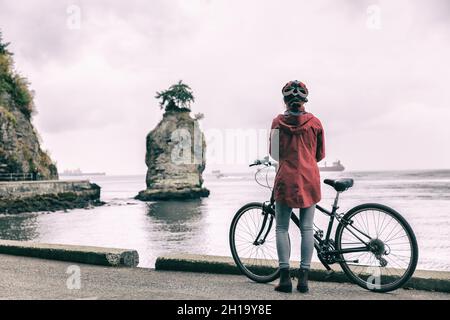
0, 180, 104, 214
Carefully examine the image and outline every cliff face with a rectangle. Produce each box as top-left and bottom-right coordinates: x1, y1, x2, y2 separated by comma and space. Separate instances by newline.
0, 101, 58, 180
136, 111, 209, 200
0, 36, 58, 180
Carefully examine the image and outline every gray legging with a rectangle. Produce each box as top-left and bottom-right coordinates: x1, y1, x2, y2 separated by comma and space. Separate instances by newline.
275, 201, 316, 270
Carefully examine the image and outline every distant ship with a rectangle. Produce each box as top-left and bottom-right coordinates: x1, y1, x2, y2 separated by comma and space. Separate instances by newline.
61, 169, 106, 176
319, 160, 345, 172
211, 170, 225, 178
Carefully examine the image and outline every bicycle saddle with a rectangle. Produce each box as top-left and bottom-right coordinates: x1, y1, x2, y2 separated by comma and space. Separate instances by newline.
324, 178, 354, 192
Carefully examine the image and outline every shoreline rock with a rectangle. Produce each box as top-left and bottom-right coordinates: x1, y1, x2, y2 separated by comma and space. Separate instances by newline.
0, 180, 104, 214
135, 187, 210, 201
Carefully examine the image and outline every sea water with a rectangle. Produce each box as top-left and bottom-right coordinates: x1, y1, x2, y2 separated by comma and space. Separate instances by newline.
0, 169, 449, 271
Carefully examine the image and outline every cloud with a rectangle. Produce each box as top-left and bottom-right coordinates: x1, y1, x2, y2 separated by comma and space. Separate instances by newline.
0, 0, 449, 173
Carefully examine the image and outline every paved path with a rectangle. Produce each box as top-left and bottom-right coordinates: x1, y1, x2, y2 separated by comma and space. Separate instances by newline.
0, 254, 448, 300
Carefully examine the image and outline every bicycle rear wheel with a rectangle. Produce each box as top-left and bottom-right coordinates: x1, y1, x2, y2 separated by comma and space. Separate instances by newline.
229, 202, 280, 283
335, 203, 418, 292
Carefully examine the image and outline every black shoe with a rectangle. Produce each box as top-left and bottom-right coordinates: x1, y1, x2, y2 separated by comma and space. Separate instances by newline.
274, 268, 292, 293
297, 268, 309, 293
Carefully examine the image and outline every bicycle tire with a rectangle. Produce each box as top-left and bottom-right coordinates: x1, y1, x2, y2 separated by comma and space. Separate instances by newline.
335, 203, 418, 293
229, 202, 280, 283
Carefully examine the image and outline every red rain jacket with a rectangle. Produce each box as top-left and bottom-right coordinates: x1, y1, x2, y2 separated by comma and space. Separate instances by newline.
269, 112, 325, 208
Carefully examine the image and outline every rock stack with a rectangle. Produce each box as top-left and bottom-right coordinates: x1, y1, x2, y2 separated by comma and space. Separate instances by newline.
136, 111, 210, 201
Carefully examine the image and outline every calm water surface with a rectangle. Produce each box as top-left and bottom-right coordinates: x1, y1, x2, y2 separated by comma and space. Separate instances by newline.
0, 170, 449, 271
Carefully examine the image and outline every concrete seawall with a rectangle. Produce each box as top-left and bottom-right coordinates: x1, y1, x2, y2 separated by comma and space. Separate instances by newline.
155, 254, 450, 293
0, 180, 102, 214
0, 240, 139, 267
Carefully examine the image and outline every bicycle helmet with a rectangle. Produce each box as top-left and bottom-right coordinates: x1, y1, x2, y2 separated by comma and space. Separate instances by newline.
282, 80, 308, 103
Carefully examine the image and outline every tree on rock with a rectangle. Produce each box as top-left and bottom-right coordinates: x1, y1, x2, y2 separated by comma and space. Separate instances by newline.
155, 80, 195, 113
0, 32, 11, 55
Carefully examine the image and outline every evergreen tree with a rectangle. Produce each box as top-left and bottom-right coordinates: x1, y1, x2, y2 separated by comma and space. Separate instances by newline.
155, 80, 195, 112
0, 31, 11, 55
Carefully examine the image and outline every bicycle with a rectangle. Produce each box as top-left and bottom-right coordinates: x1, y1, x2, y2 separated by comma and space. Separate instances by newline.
229, 157, 418, 292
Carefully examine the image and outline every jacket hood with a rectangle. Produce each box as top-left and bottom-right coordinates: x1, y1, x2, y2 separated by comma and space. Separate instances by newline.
278, 112, 315, 135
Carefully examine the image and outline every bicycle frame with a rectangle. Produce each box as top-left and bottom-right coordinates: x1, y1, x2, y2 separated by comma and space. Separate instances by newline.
261, 189, 374, 268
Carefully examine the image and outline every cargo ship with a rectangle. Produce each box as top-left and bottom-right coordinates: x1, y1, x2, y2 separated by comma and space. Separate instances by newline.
61, 169, 106, 176
319, 160, 345, 172
211, 170, 225, 178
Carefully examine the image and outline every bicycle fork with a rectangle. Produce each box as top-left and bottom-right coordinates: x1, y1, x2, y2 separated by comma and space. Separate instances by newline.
253, 202, 275, 246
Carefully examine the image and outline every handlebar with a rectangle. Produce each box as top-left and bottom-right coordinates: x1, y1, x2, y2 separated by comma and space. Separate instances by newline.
249, 160, 261, 167
250, 156, 277, 190
249, 157, 277, 168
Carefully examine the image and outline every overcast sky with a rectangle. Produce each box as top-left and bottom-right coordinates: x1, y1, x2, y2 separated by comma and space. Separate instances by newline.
1, 0, 449, 174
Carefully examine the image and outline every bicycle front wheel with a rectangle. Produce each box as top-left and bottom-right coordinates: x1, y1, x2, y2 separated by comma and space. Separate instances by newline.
229, 202, 280, 283
335, 203, 418, 293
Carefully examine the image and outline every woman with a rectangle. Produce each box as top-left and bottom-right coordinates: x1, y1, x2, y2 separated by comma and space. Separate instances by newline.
269, 80, 325, 293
